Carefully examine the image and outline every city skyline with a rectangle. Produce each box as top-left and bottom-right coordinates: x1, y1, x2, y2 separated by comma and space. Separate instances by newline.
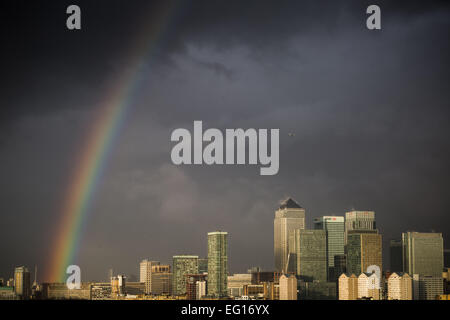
1, 198, 446, 284
1, 0, 450, 283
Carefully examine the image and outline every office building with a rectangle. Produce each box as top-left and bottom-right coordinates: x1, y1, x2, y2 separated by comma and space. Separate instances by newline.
251, 271, 282, 285
172, 255, 199, 296
387, 272, 412, 300
334, 254, 347, 279
279, 274, 297, 300
151, 264, 172, 295
207, 231, 228, 297
314, 216, 345, 281
139, 259, 160, 294
444, 249, 450, 268
347, 233, 382, 275
298, 280, 337, 300
14, 266, 31, 300
345, 211, 376, 244
402, 232, 443, 276
274, 198, 305, 272
413, 274, 443, 300
389, 239, 403, 272
294, 229, 327, 282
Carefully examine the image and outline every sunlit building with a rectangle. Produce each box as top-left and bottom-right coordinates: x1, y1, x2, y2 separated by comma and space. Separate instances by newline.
274, 198, 305, 272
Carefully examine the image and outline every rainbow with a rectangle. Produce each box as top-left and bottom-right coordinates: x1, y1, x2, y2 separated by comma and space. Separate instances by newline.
46, 2, 181, 282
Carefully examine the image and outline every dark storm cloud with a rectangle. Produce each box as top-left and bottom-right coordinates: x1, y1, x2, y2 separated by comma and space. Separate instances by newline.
0, 1, 449, 280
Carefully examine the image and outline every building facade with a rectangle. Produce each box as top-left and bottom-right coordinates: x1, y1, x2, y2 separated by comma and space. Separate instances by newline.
413, 274, 444, 300
294, 229, 327, 282
389, 239, 403, 272
274, 198, 305, 272
14, 266, 31, 300
345, 211, 376, 244
207, 231, 228, 297
347, 233, 382, 276
402, 232, 443, 276
338, 273, 358, 300
186, 274, 207, 300
151, 265, 172, 295
387, 272, 412, 300
172, 255, 199, 296
358, 273, 381, 300
139, 260, 160, 294
314, 216, 345, 281
279, 274, 297, 300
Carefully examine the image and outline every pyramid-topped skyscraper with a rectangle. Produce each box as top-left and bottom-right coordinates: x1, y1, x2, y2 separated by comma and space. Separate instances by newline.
274, 197, 305, 272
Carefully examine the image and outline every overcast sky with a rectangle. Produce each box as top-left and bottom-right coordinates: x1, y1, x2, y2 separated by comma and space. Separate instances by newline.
0, 0, 449, 282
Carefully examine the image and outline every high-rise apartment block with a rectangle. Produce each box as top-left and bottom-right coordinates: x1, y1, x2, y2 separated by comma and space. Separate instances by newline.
274, 198, 305, 272
207, 231, 228, 297
172, 255, 199, 296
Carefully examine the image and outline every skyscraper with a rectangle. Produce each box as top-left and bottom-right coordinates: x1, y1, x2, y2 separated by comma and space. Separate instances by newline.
345, 211, 376, 244
14, 266, 31, 300
402, 232, 443, 276
274, 198, 305, 272
389, 239, 403, 272
347, 232, 382, 275
139, 259, 160, 294
151, 264, 172, 295
314, 216, 345, 281
172, 255, 199, 296
207, 231, 228, 297
294, 229, 327, 282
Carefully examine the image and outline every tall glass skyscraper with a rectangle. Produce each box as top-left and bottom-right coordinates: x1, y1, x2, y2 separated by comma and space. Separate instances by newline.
314, 216, 345, 281
207, 231, 228, 297
274, 198, 305, 272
